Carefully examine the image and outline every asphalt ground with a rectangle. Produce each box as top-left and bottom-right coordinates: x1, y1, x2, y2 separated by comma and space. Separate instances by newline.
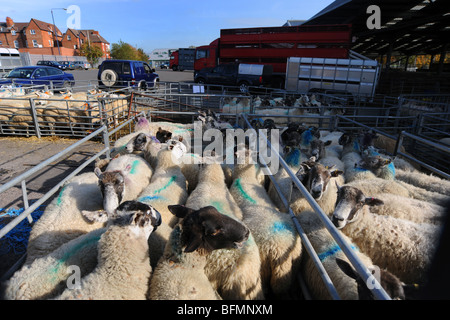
0, 67, 195, 281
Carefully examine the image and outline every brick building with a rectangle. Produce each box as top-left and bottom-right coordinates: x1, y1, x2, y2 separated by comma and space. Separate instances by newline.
61, 29, 110, 59
1, 16, 109, 58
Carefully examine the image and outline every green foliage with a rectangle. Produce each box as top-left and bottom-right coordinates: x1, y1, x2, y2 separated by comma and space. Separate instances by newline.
80, 43, 104, 66
110, 40, 149, 62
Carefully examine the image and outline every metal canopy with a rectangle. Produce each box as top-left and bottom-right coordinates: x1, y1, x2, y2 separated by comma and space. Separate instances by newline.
304, 0, 450, 58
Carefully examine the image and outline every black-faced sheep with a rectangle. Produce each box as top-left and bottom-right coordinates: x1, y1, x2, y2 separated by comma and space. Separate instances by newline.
184, 163, 264, 300
148, 205, 250, 300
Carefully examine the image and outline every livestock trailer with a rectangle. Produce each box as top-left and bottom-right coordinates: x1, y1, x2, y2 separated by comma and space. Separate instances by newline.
285, 51, 381, 98
194, 24, 352, 87
170, 48, 195, 71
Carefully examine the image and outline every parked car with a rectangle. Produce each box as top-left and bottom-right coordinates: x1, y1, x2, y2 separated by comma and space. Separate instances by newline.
194, 63, 273, 93
36, 60, 67, 70
73, 61, 91, 70
160, 63, 169, 69
0, 66, 75, 89
59, 61, 76, 70
98, 60, 159, 90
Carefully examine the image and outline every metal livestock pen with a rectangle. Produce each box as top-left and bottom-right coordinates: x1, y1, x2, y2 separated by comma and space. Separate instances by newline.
0, 88, 449, 300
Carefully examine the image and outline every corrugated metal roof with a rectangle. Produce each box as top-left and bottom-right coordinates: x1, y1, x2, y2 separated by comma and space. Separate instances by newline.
304, 0, 450, 57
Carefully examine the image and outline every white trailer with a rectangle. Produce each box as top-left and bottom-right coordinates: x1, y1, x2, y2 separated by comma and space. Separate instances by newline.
0, 48, 23, 76
285, 51, 381, 97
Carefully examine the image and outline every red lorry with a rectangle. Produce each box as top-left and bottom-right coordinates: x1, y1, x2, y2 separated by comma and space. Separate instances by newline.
194, 24, 352, 87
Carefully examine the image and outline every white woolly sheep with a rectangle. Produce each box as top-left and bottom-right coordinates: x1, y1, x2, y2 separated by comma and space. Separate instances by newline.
366, 192, 446, 225
184, 163, 265, 300
3, 228, 106, 300
331, 184, 442, 284
25, 172, 105, 265
295, 210, 377, 300
148, 204, 250, 300
394, 168, 450, 197
137, 148, 188, 227
230, 149, 303, 299
56, 201, 161, 300
95, 154, 153, 215
344, 177, 450, 207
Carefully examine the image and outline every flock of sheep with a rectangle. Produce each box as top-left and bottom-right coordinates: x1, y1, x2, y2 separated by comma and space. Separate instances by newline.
1, 106, 449, 300
0, 87, 128, 136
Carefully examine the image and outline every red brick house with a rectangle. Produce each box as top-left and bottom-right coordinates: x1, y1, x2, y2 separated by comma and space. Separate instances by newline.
62, 29, 110, 59
1, 17, 110, 58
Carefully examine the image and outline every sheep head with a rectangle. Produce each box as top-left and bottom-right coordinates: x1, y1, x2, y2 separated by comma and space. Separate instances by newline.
331, 184, 384, 229
95, 167, 127, 216
83, 201, 161, 240
168, 205, 250, 255
156, 127, 172, 143
296, 163, 343, 200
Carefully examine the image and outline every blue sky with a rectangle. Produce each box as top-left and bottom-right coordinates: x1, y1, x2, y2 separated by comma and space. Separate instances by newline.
1, 0, 335, 53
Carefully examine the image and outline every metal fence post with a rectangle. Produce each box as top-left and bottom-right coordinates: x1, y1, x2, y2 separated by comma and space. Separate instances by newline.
103, 125, 111, 160
29, 98, 41, 139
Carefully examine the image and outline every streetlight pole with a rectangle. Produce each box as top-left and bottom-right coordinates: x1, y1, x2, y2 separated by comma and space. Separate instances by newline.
51, 8, 66, 56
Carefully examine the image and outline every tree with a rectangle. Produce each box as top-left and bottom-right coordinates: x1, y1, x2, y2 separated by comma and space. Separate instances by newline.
80, 43, 104, 66
110, 40, 149, 61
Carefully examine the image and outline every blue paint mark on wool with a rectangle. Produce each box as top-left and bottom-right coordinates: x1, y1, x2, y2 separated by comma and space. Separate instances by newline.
129, 160, 140, 175
354, 166, 369, 172
353, 140, 361, 152
271, 221, 294, 234
301, 129, 313, 146
318, 243, 359, 261
138, 195, 164, 202
285, 148, 301, 167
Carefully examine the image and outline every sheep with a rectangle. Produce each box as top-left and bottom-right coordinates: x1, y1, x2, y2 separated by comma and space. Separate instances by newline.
345, 177, 450, 207
358, 153, 395, 181
95, 154, 153, 215
56, 200, 161, 300
25, 172, 105, 265
295, 210, 378, 300
3, 227, 106, 300
394, 168, 450, 197
183, 163, 264, 300
331, 184, 442, 284
148, 204, 250, 300
289, 162, 344, 216
366, 192, 446, 225
230, 148, 303, 299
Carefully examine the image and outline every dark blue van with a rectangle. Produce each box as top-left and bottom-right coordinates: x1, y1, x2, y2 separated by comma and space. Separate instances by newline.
98, 60, 159, 89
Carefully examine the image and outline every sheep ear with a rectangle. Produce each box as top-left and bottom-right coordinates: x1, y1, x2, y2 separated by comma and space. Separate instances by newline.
168, 205, 194, 219
336, 258, 358, 280
330, 169, 344, 177
324, 140, 332, 146
364, 197, 384, 206
82, 210, 109, 224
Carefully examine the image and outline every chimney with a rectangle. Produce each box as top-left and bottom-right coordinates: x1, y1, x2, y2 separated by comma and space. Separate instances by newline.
6, 17, 14, 28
